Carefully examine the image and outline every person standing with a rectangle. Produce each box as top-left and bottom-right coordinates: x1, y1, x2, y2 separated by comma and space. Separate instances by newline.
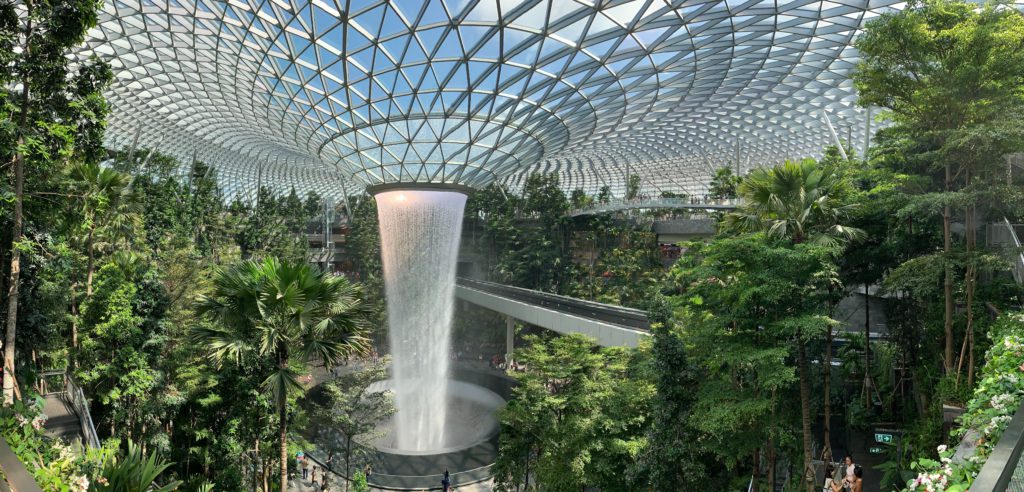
848, 466, 864, 492
843, 455, 856, 491
311, 465, 318, 485
302, 458, 309, 480
364, 463, 372, 481
441, 469, 451, 492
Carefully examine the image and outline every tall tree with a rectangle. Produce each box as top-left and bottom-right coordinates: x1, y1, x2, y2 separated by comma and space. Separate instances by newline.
194, 258, 372, 492
708, 167, 742, 200
724, 157, 862, 490
0, 0, 111, 404
69, 162, 138, 297
308, 359, 395, 492
853, 0, 1024, 378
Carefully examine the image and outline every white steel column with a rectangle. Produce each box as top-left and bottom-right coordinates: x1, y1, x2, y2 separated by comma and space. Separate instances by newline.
505, 315, 515, 369
821, 111, 849, 160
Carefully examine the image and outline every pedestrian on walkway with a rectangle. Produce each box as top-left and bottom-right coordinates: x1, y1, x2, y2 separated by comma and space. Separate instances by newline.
326, 452, 333, 471
302, 459, 309, 480
441, 469, 450, 492
844, 455, 856, 490
311, 465, 318, 485
364, 463, 372, 480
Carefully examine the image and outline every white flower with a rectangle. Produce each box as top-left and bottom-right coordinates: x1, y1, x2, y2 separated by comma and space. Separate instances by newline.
937, 444, 947, 453
73, 475, 89, 492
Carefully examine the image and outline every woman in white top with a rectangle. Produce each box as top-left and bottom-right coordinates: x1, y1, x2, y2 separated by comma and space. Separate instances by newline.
844, 455, 856, 487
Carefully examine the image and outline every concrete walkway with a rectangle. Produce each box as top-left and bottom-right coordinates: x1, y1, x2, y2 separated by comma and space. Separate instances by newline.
41, 394, 83, 444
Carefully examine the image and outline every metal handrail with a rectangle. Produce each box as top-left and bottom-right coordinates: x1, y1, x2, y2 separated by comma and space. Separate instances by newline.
0, 438, 43, 492
456, 277, 651, 330
568, 197, 742, 216
970, 400, 1024, 491
38, 370, 100, 449
1002, 217, 1024, 285
66, 376, 100, 449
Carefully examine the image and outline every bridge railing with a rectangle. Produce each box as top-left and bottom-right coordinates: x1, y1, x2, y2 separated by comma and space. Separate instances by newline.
568, 197, 742, 216
0, 438, 43, 492
457, 277, 651, 330
988, 218, 1024, 285
970, 399, 1024, 491
38, 370, 100, 449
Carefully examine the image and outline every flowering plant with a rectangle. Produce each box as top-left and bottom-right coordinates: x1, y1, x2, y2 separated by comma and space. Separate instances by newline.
904, 312, 1024, 492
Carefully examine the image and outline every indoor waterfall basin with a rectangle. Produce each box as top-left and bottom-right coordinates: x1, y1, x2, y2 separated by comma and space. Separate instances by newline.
305, 367, 514, 490
307, 184, 510, 489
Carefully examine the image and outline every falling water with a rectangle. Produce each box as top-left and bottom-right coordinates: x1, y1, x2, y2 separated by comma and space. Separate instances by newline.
375, 189, 466, 451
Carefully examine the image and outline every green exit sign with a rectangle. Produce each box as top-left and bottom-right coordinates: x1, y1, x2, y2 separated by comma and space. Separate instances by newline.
875, 433, 893, 443
869, 446, 885, 454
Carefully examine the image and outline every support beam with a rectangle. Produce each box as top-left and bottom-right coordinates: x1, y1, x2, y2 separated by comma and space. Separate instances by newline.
455, 284, 649, 347
821, 110, 849, 160
863, 107, 872, 160
505, 315, 515, 369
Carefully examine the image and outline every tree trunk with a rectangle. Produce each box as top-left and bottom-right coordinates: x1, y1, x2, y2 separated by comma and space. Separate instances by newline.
864, 283, 870, 390
823, 323, 833, 465
942, 163, 954, 374
279, 349, 290, 492
70, 283, 78, 369
345, 438, 352, 492
85, 222, 96, 297
767, 440, 776, 492
4, 7, 32, 404
965, 201, 977, 389
798, 341, 813, 492
752, 447, 761, 492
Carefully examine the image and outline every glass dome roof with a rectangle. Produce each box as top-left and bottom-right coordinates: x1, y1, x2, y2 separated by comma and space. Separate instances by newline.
80, 0, 906, 200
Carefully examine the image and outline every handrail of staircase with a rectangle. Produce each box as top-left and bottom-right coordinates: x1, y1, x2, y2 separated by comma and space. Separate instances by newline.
38, 369, 100, 449
65, 375, 100, 449
0, 438, 43, 492
1003, 217, 1024, 285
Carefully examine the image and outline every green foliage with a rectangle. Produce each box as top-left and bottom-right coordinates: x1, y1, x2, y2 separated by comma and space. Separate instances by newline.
307, 359, 394, 483
625, 174, 642, 200
194, 257, 373, 490
632, 318, 718, 490
901, 311, 1024, 491
92, 441, 182, 492
708, 167, 742, 200
724, 158, 864, 246
665, 233, 839, 486
351, 471, 369, 492
493, 334, 654, 491
194, 257, 372, 399
229, 188, 321, 262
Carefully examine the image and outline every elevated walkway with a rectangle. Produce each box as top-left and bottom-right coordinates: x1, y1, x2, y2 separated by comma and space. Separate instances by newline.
568, 197, 741, 217
37, 371, 100, 449
455, 278, 650, 347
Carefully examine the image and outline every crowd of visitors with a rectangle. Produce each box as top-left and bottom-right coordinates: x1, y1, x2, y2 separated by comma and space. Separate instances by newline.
823, 455, 863, 492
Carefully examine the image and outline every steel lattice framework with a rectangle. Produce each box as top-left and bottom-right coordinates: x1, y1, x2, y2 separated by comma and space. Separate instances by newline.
81, 0, 905, 201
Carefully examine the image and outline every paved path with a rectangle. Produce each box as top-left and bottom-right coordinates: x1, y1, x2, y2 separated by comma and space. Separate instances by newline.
41, 394, 83, 444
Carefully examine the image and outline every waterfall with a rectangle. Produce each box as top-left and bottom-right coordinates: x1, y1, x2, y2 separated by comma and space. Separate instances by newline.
375, 189, 466, 451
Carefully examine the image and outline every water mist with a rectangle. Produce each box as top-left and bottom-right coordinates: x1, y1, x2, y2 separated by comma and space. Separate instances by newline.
375, 189, 466, 451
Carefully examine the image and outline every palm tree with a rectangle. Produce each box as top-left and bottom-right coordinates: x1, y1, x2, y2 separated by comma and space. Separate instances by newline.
68, 163, 140, 368
724, 158, 863, 246
194, 258, 371, 492
724, 157, 863, 492
69, 162, 140, 297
